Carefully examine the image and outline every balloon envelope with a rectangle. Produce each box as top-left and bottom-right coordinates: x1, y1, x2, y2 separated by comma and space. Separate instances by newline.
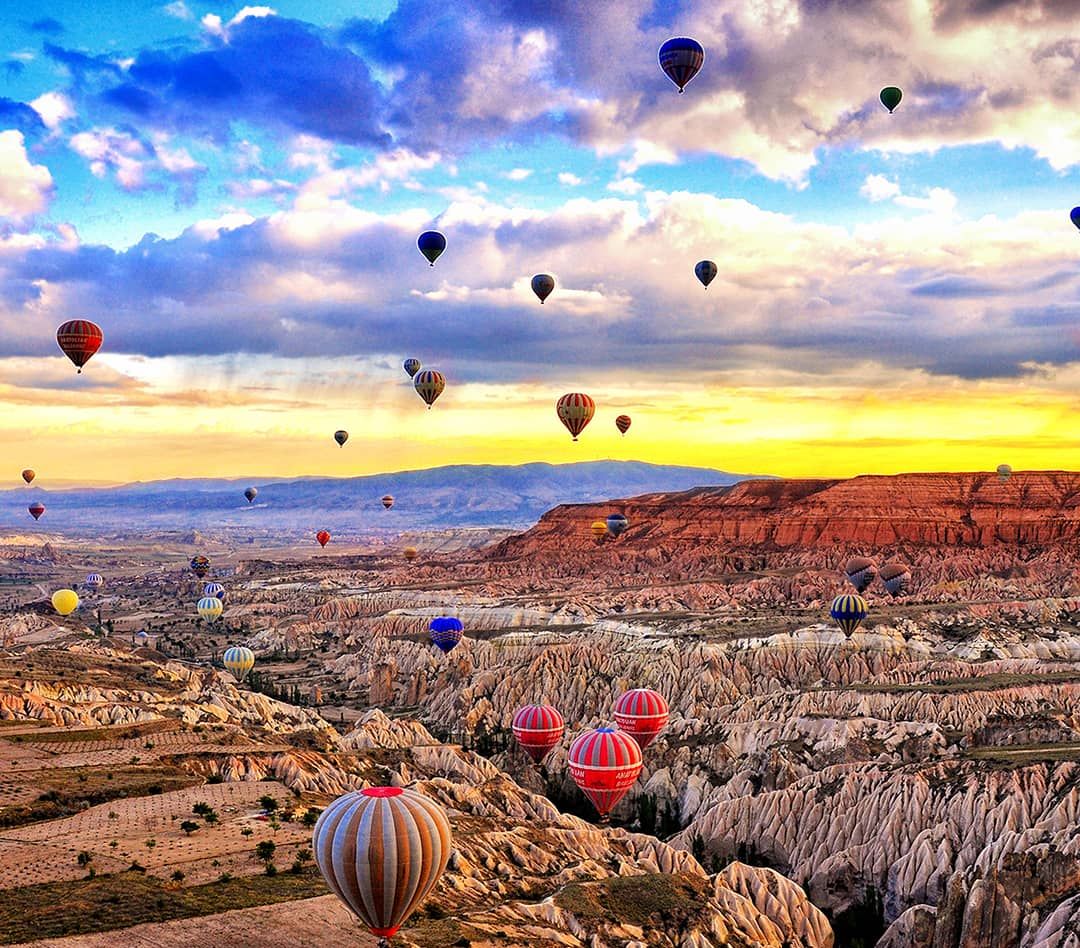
203, 582, 225, 600
568, 726, 643, 818
56, 319, 103, 373
429, 616, 463, 654
403, 358, 421, 378
28, 503, 45, 521
334, 430, 348, 447
844, 556, 877, 593
695, 260, 718, 288
556, 393, 595, 441
417, 230, 446, 266
197, 597, 223, 622
512, 705, 565, 764
20, 469, 34, 485
1072, 207, 1080, 231
658, 37, 704, 92
316, 530, 331, 548
613, 688, 669, 749
313, 788, 452, 940
880, 86, 903, 112
879, 562, 911, 597
52, 589, 79, 615
606, 513, 629, 537
404, 546, 418, 561
244, 487, 258, 504
190, 555, 210, 578
414, 369, 445, 408
223, 645, 255, 679
85, 573, 103, 588
997, 463, 1012, 482
591, 520, 608, 540
531, 273, 555, 303
381, 494, 394, 509
830, 594, 868, 637
615, 414, 631, 435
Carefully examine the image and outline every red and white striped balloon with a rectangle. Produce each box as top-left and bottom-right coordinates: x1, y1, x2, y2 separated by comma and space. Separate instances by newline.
613, 688, 670, 750
511, 704, 565, 764
313, 787, 452, 945
567, 725, 642, 820
555, 392, 595, 441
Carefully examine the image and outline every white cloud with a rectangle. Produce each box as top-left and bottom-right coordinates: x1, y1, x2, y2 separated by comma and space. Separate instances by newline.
0, 131, 52, 220
29, 91, 75, 131
69, 128, 150, 191
607, 176, 644, 195
558, 172, 582, 186
202, 5, 275, 39
504, 168, 533, 181
163, 0, 193, 19
860, 174, 901, 202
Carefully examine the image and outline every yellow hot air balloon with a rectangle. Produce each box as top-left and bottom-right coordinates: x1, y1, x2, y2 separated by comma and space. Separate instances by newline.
52, 589, 79, 616
197, 596, 223, 622
223, 645, 255, 680
591, 520, 608, 541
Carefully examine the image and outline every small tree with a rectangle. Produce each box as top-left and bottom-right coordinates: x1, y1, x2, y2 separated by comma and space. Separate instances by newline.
193, 802, 212, 817
145, 838, 157, 851
258, 795, 278, 813
180, 821, 199, 836
301, 808, 321, 827
255, 840, 276, 865
241, 826, 254, 837
171, 869, 185, 883
76, 851, 93, 869
291, 847, 313, 874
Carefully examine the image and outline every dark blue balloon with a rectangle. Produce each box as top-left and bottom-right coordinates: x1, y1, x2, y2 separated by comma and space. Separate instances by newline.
1071, 207, 1080, 231
429, 616, 463, 654
417, 230, 446, 266
658, 37, 704, 93
606, 513, 629, 537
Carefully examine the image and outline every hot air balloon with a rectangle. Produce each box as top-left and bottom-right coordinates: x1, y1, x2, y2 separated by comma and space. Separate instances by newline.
556, 393, 595, 441
20, 469, 34, 486
203, 582, 225, 600
658, 37, 704, 93
695, 260, 717, 288
417, 231, 446, 266
56, 319, 103, 373
1072, 207, 1080, 231
404, 547, 419, 562
512, 704, 565, 764
567, 725, 643, 822
197, 597, 223, 622
531, 274, 555, 304
879, 562, 911, 598
997, 463, 1012, 483
403, 358, 421, 378
606, 513, 629, 538
313, 787, 452, 948
190, 555, 210, 579
591, 520, 608, 541
84, 573, 103, 589
414, 369, 445, 408
880, 86, 902, 113
51, 589, 79, 616
844, 556, 877, 593
613, 688, 669, 750
316, 530, 331, 548
223, 645, 255, 680
429, 616, 463, 654
830, 594, 868, 637
244, 487, 258, 504
28, 502, 45, 521
381, 495, 394, 510
334, 430, 349, 447
615, 415, 631, 436
134, 629, 149, 647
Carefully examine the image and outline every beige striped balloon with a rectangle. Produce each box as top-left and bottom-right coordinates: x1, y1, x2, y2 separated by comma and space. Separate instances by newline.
313, 787, 452, 945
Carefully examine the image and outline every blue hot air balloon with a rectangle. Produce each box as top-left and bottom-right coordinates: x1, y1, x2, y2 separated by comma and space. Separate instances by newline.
429, 616, 463, 654
417, 231, 446, 266
1071, 207, 1080, 231
658, 38, 704, 93
830, 594, 868, 637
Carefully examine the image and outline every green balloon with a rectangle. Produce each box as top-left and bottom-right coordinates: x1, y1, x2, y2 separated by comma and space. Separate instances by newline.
880, 86, 902, 113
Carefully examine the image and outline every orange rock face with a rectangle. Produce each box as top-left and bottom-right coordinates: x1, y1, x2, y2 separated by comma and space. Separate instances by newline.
493, 471, 1080, 557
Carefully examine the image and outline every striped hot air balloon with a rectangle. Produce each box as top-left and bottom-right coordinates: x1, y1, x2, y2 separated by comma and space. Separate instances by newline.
414, 369, 445, 409
381, 494, 394, 510
203, 582, 225, 600
190, 555, 210, 578
223, 645, 255, 680
316, 530, 331, 548
615, 414, 631, 436
613, 688, 669, 750
658, 37, 704, 93
403, 358, 421, 378
556, 393, 595, 441
84, 573, 103, 589
844, 556, 877, 593
511, 704, 565, 764
830, 594, 868, 637
313, 787, 452, 947
429, 616, 463, 654
879, 562, 911, 597
56, 319, 103, 373
197, 596, 223, 622
28, 502, 45, 521
568, 725, 643, 822
590, 520, 608, 541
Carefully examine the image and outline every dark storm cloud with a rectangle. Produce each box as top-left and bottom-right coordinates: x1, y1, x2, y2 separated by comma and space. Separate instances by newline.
911, 276, 1002, 298
98, 17, 389, 146
0, 98, 45, 134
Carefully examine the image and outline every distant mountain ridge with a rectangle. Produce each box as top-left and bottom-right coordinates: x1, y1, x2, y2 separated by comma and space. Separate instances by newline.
0, 461, 762, 534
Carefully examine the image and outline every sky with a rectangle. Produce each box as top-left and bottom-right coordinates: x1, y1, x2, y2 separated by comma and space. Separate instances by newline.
1, 0, 1079, 484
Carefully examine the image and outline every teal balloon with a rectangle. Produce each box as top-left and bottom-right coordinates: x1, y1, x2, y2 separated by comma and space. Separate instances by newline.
880, 87, 902, 113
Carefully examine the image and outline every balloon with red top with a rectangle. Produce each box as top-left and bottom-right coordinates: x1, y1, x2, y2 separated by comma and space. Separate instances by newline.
28, 502, 45, 521
316, 530, 330, 548
613, 688, 670, 750
56, 320, 103, 373
313, 787, 452, 948
511, 704, 565, 764
567, 725, 643, 822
